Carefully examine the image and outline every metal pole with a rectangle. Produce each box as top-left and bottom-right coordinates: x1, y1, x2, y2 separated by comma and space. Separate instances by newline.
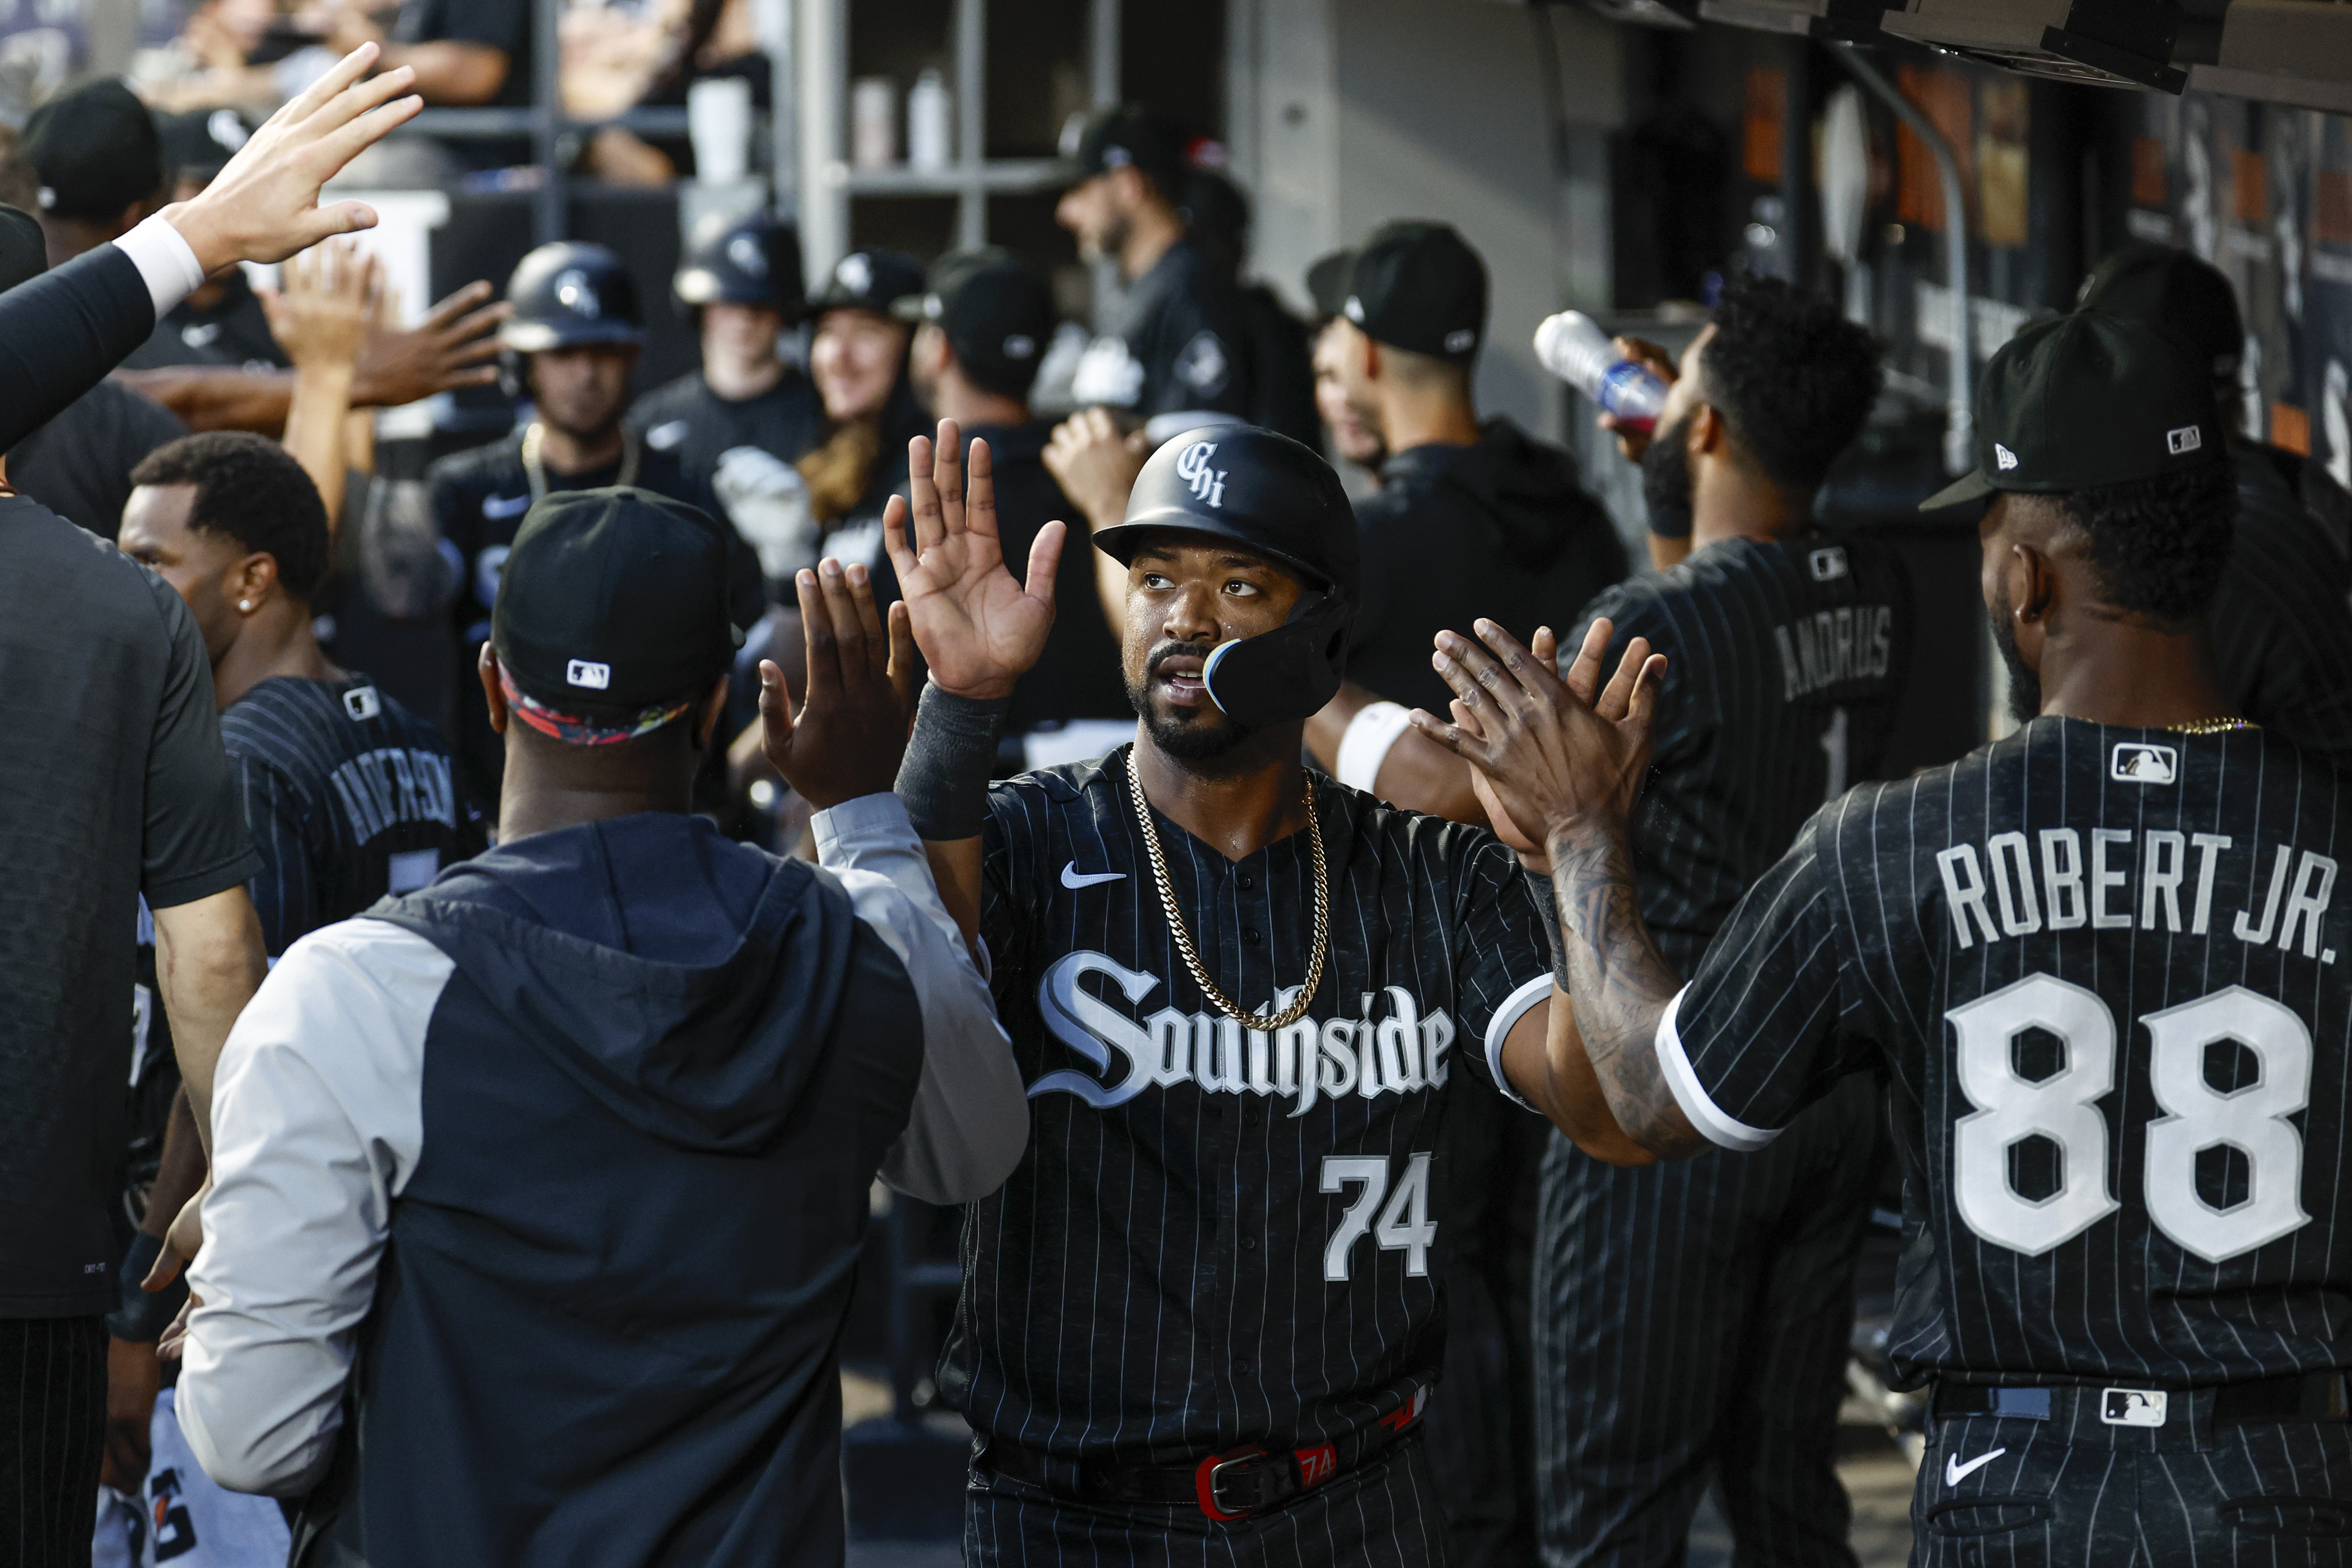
956, 0, 987, 249
798, 0, 848, 276
1090, 0, 1119, 108
1828, 42, 1971, 477
531, 0, 564, 245
762, 0, 799, 222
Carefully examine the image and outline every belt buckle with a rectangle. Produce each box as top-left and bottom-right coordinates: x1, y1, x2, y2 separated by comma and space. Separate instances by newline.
2100, 1388, 2169, 1427
1196, 1447, 1288, 1520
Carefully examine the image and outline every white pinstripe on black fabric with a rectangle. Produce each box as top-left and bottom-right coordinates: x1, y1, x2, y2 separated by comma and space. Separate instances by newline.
1675, 718, 2352, 1387
216, 676, 469, 956
0, 1315, 104, 1566
1917, 1397, 2352, 1564
2210, 446, 2352, 772
944, 748, 1547, 1542
1534, 535, 1910, 1568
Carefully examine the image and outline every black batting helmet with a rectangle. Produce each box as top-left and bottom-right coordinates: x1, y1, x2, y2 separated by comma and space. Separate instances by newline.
675, 211, 805, 317
501, 242, 645, 353
1095, 425, 1358, 724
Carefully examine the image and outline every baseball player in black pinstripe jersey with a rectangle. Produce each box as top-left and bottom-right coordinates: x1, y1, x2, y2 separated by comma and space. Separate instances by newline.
875, 416, 1629, 1565
1427, 309, 2352, 1566
1332, 274, 1904, 1565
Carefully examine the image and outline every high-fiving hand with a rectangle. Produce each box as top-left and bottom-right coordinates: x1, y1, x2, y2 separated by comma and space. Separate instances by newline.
880, 419, 1063, 701
1411, 618, 1667, 855
758, 558, 918, 809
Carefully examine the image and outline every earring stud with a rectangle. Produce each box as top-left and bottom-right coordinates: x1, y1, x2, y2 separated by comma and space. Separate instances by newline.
238, 599, 252, 612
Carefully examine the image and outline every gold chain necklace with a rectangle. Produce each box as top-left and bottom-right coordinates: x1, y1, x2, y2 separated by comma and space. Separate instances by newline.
521, 421, 640, 503
2166, 717, 2259, 735
1126, 752, 1330, 1032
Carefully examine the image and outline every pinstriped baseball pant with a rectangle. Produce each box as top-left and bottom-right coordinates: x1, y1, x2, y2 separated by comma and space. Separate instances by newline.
964, 1432, 1450, 1566
1919, 1396, 2352, 1565
1533, 1075, 1881, 1567
1, 1315, 106, 1568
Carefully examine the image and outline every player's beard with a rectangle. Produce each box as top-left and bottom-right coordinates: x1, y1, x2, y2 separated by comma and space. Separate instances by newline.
1128, 638, 1256, 763
1639, 409, 1697, 540
1987, 595, 2043, 726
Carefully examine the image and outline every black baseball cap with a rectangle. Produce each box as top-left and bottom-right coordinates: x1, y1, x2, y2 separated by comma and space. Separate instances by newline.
155, 107, 254, 189
2076, 241, 2246, 379
491, 488, 743, 744
1342, 221, 1487, 362
893, 247, 1052, 400
1062, 104, 1185, 197
0, 203, 44, 293
808, 247, 925, 318
1305, 251, 1353, 325
23, 80, 161, 223
1920, 309, 2226, 511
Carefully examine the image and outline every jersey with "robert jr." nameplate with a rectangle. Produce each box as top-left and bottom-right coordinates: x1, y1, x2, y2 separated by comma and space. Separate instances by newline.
943, 749, 1551, 1460
1660, 718, 2352, 1388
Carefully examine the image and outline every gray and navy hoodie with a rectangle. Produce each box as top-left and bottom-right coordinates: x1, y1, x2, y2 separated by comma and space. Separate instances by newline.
177, 795, 1026, 1567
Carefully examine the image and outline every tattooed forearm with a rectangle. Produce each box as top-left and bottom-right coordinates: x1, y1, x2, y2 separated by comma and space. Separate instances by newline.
1548, 820, 1707, 1158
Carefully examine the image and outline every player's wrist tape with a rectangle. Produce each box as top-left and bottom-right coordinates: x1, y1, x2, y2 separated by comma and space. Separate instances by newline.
105, 1232, 185, 1343
1335, 702, 1414, 793
1524, 866, 1572, 993
898, 681, 1011, 839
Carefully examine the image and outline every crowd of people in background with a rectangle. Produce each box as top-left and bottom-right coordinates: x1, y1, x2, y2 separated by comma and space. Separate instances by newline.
12, 43, 2352, 1568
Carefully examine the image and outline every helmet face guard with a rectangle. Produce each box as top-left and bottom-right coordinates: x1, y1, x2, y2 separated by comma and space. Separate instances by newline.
1201, 589, 1352, 726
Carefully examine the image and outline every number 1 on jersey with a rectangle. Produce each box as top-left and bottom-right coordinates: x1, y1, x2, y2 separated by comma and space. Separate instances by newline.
1320, 1152, 1438, 1281
1821, 706, 1850, 801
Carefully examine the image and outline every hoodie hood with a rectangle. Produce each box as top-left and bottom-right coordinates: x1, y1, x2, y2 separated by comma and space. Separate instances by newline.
370, 812, 861, 1153
1383, 416, 1606, 573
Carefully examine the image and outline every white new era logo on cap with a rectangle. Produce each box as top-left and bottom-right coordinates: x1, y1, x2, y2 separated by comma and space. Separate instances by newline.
1995, 442, 2019, 471
2168, 424, 2203, 455
1444, 328, 1476, 353
566, 659, 612, 690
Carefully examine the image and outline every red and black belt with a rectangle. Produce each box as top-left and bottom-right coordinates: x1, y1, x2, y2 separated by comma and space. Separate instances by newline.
981, 1393, 1427, 1522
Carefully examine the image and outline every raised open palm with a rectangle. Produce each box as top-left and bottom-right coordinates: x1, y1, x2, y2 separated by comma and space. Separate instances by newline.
883, 418, 1066, 700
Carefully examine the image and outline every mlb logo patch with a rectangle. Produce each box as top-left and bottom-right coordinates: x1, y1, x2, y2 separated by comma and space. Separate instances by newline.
567, 659, 612, 690
2168, 424, 2204, 455
1809, 547, 1849, 582
2100, 1389, 2168, 1427
2110, 743, 2178, 785
342, 685, 381, 721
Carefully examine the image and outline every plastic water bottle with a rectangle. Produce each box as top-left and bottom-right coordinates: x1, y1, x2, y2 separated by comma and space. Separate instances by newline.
1533, 311, 1669, 433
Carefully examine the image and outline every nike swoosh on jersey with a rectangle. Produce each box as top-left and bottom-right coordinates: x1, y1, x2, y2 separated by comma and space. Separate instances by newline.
1944, 1447, 2006, 1486
482, 492, 532, 520
1061, 862, 1127, 889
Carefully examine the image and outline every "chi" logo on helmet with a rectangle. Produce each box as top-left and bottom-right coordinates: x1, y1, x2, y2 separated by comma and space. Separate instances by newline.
1176, 441, 1228, 508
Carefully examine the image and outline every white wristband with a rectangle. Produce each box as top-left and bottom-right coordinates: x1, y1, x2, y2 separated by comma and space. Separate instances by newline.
1336, 701, 1415, 793
113, 214, 208, 321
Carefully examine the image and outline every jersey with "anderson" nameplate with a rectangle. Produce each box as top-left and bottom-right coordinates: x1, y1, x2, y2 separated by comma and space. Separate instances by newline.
1571, 534, 1912, 976
941, 749, 1551, 1460
1660, 718, 2352, 1387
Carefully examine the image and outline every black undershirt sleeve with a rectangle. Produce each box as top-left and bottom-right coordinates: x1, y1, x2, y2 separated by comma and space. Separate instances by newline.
0, 245, 156, 455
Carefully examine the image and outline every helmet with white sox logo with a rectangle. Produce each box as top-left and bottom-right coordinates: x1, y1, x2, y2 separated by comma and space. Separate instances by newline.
1093, 425, 1359, 725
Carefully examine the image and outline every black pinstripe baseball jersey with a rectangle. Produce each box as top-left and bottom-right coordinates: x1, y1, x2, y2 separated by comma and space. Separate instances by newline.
1571, 534, 1912, 976
1662, 717, 2352, 1386
2210, 445, 2352, 770
218, 676, 473, 956
940, 747, 1551, 1459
